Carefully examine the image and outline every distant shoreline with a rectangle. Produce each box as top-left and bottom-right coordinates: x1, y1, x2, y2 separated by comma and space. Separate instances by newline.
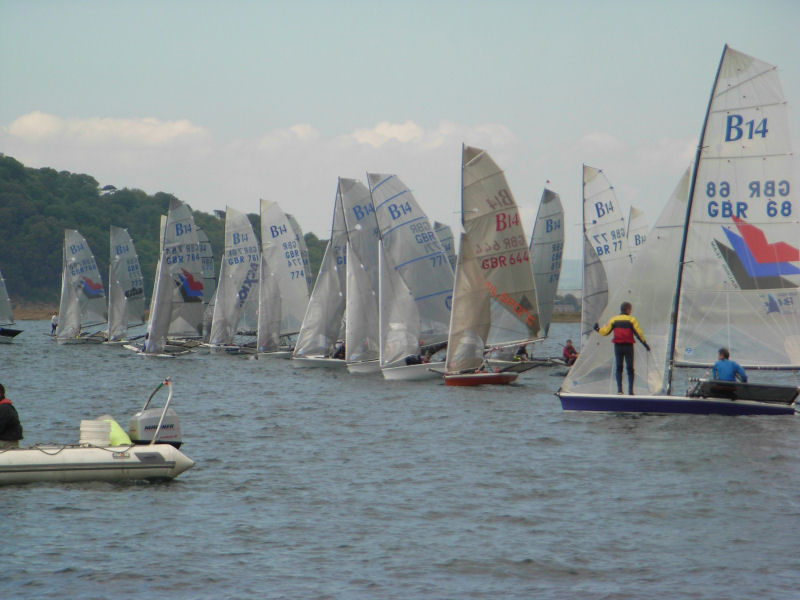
13, 305, 582, 323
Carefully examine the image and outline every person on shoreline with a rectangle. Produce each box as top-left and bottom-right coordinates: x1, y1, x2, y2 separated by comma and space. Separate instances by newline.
0, 383, 23, 449
712, 347, 747, 382
594, 302, 650, 395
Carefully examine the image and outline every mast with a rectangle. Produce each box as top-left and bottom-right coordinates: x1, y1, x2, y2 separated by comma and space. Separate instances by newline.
665, 45, 728, 394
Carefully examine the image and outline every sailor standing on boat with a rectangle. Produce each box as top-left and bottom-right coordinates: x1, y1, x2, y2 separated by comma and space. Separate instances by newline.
50, 314, 58, 335
712, 348, 747, 382
594, 302, 650, 395
0, 384, 23, 449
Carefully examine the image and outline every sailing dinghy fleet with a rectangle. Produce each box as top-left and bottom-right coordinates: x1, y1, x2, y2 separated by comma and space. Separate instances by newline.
3, 44, 797, 417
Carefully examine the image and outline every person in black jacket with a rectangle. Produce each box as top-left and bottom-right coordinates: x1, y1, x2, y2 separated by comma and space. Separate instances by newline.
0, 383, 23, 448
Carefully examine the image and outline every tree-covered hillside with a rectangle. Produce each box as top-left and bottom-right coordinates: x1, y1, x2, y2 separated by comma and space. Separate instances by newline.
0, 155, 326, 306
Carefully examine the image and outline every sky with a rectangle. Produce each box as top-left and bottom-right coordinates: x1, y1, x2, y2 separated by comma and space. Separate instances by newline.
1, 0, 798, 260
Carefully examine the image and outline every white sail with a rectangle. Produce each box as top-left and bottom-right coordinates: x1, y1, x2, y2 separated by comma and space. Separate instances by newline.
197, 226, 216, 341
530, 188, 564, 337
563, 168, 691, 394
368, 173, 453, 353
433, 221, 457, 271
626, 206, 649, 262
259, 199, 311, 344
293, 182, 348, 359
107, 226, 146, 341
209, 207, 260, 346
56, 229, 107, 341
461, 145, 540, 346
0, 269, 14, 326
345, 241, 380, 365
145, 199, 204, 353
445, 233, 492, 372
581, 166, 629, 345
257, 253, 282, 352
340, 179, 381, 368
675, 46, 800, 369
378, 239, 423, 366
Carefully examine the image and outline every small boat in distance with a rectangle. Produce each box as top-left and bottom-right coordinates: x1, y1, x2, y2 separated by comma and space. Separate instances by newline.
0, 268, 22, 343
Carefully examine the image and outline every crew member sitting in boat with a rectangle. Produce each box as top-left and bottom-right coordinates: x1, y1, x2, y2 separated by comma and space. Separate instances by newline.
514, 344, 529, 361
712, 348, 747, 382
0, 383, 23, 449
562, 339, 578, 366
332, 341, 345, 360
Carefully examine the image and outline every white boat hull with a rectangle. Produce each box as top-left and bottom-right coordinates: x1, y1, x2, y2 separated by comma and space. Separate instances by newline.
347, 359, 381, 374
381, 361, 445, 381
291, 356, 346, 369
257, 350, 292, 359
0, 443, 195, 485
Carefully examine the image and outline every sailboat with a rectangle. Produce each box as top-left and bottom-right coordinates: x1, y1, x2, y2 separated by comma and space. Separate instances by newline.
443, 145, 541, 385
129, 198, 204, 356
292, 180, 348, 368
0, 269, 22, 343
106, 226, 146, 343
341, 179, 381, 374
207, 207, 260, 353
368, 173, 453, 380
55, 229, 107, 344
530, 188, 565, 339
257, 199, 311, 357
558, 45, 798, 415
580, 166, 631, 348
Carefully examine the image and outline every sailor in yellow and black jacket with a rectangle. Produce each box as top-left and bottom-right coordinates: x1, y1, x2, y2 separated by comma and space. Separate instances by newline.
594, 302, 650, 395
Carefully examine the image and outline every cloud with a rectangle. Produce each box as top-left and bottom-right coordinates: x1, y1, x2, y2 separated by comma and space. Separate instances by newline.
6, 111, 208, 146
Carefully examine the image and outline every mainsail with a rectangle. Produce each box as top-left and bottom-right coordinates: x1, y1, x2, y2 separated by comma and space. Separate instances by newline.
461, 145, 540, 346
530, 188, 564, 337
674, 45, 800, 369
145, 199, 204, 353
56, 229, 107, 341
368, 172, 453, 367
209, 207, 260, 346
286, 213, 314, 293
581, 166, 630, 346
107, 226, 146, 342
293, 181, 348, 358
0, 269, 15, 327
259, 199, 311, 349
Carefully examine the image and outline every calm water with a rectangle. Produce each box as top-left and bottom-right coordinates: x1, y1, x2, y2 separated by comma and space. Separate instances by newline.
2, 321, 799, 600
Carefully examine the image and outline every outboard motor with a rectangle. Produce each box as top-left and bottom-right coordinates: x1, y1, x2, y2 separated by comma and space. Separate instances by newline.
129, 378, 184, 448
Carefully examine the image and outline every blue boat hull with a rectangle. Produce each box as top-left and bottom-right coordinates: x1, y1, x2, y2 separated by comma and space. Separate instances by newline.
558, 392, 796, 416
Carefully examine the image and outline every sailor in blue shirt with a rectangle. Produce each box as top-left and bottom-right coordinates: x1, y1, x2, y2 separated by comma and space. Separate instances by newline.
712, 348, 747, 382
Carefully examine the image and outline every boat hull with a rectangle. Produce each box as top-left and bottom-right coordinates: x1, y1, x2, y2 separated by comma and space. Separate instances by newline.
444, 371, 519, 386
347, 359, 381, 374
382, 361, 445, 381
0, 443, 195, 485
0, 327, 22, 342
558, 392, 796, 416
291, 356, 346, 369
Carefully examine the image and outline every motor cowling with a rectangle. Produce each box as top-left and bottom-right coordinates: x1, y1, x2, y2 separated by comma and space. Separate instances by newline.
129, 407, 183, 448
